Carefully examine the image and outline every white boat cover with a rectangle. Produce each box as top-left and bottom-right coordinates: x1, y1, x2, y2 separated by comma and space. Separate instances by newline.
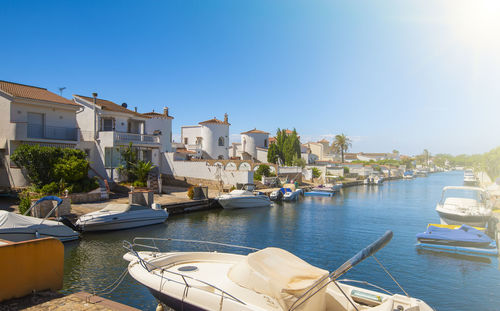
0, 210, 77, 241
228, 247, 329, 311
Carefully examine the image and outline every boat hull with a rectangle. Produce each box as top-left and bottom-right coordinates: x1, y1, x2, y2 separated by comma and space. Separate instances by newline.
416, 238, 492, 248
77, 217, 168, 232
437, 210, 490, 227
217, 196, 271, 209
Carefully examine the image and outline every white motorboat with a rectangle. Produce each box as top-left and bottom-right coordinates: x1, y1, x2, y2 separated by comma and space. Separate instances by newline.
435, 186, 492, 227
124, 231, 433, 311
216, 184, 271, 209
0, 196, 79, 242
403, 171, 415, 179
463, 170, 478, 185
283, 189, 303, 201
312, 184, 341, 193
76, 203, 168, 232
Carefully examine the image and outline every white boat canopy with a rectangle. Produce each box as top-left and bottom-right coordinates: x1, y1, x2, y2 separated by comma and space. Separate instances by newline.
0, 210, 77, 239
228, 247, 329, 311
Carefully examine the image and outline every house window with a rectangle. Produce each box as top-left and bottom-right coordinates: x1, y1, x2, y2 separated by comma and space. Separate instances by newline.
184, 137, 188, 145
218, 155, 224, 160
102, 118, 113, 131
104, 147, 122, 168
264, 139, 268, 147
218, 137, 224, 146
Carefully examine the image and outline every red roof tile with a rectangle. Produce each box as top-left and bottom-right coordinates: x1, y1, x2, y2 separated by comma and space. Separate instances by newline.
199, 118, 230, 125
241, 128, 269, 135
74, 95, 145, 118
0, 80, 78, 106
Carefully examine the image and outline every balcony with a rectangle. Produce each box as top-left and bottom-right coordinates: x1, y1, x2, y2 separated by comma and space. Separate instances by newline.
95, 131, 160, 147
27, 124, 78, 141
11, 123, 78, 142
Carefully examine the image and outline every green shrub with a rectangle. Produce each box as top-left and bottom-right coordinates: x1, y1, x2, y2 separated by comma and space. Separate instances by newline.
343, 167, 349, 174
312, 167, 321, 178
256, 165, 271, 177
253, 173, 262, 181
10, 145, 98, 194
18, 191, 32, 215
40, 181, 62, 195
132, 180, 147, 187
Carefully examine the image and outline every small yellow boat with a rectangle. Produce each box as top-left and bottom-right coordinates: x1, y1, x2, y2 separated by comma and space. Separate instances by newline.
427, 223, 485, 231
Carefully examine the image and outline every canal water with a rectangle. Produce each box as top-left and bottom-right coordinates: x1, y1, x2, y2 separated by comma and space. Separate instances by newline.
62, 171, 500, 310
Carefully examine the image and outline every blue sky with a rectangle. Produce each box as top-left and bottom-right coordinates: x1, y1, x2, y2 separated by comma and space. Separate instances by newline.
2, 0, 499, 155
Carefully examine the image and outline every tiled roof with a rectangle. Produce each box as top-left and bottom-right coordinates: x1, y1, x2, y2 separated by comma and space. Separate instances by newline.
199, 118, 230, 125
241, 128, 269, 135
0, 80, 78, 106
317, 139, 329, 143
142, 111, 174, 119
74, 95, 145, 118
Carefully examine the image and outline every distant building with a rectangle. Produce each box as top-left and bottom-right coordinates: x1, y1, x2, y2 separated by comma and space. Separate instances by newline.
229, 128, 269, 162
180, 114, 230, 160
356, 152, 400, 162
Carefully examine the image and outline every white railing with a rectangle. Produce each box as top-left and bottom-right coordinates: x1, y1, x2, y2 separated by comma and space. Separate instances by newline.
114, 132, 159, 144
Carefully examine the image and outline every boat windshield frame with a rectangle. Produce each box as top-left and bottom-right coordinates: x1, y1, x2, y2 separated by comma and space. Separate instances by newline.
440, 186, 488, 205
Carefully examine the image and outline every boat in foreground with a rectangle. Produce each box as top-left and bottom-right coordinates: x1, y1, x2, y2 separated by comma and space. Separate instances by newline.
124, 232, 433, 311
216, 184, 271, 209
75, 203, 168, 232
435, 186, 492, 227
0, 196, 79, 242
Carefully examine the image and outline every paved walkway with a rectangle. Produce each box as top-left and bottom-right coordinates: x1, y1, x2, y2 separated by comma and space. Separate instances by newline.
0, 292, 139, 311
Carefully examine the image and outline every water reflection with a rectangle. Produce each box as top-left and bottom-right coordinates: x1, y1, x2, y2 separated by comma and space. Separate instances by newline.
61, 172, 500, 311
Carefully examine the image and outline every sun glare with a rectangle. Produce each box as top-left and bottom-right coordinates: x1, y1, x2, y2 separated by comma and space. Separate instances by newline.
446, 0, 500, 52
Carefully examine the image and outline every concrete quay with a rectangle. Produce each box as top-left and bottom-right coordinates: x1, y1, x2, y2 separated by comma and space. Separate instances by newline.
0, 291, 140, 311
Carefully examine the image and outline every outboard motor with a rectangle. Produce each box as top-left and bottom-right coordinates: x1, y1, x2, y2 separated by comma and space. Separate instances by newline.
58, 216, 82, 232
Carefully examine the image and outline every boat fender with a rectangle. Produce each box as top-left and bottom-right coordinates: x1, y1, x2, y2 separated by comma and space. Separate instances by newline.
35, 230, 40, 239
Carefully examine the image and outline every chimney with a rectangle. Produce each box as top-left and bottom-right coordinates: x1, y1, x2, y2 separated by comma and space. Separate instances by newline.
224, 113, 228, 124
163, 107, 169, 116
134, 107, 137, 112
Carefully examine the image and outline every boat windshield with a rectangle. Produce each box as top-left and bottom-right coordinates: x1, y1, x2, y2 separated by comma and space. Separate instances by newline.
441, 189, 486, 204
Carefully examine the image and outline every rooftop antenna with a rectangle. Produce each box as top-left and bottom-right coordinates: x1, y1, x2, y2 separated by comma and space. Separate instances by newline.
58, 87, 66, 96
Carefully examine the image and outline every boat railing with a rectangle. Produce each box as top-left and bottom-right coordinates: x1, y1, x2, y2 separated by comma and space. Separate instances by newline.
123, 238, 258, 306
23, 196, 64, 225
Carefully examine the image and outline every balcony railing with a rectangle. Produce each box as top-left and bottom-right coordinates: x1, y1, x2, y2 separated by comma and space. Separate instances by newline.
27, 124, 78, 141
114, 132, 160, 144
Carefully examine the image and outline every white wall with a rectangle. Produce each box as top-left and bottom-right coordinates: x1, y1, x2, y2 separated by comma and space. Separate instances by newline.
11, 102, 78, 128
256, 148, 268, 163
201, 123, 229, 159
181, 126, 201, 145
161, 153, 252, 185
146, 117, 172, 152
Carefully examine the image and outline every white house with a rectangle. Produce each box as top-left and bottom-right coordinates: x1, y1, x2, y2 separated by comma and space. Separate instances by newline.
73, 94, 173, 180
0, 80, 81, 188
181, 114, 230, 160
357, 152, 400, 162
229, 128, 269, 162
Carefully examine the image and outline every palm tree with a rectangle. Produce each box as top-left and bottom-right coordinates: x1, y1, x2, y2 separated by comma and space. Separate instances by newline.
333, 134, 352, 163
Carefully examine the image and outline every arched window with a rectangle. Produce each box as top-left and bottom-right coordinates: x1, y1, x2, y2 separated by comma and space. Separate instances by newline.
218, 137, 224, 146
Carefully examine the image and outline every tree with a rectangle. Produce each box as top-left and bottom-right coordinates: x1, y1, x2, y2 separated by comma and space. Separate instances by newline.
272, 128, 301, 166
267, 143, 279, 164
133, 161, 155, 186
332, 133, 352, 163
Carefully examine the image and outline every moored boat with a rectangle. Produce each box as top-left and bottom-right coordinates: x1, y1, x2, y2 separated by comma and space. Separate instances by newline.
416, 224, 494, 248
76, 203, 168, 232
124, 231, 433, 311
435, 186, 492, 227
216, 184, 271, 209
0, 196, 80, 242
